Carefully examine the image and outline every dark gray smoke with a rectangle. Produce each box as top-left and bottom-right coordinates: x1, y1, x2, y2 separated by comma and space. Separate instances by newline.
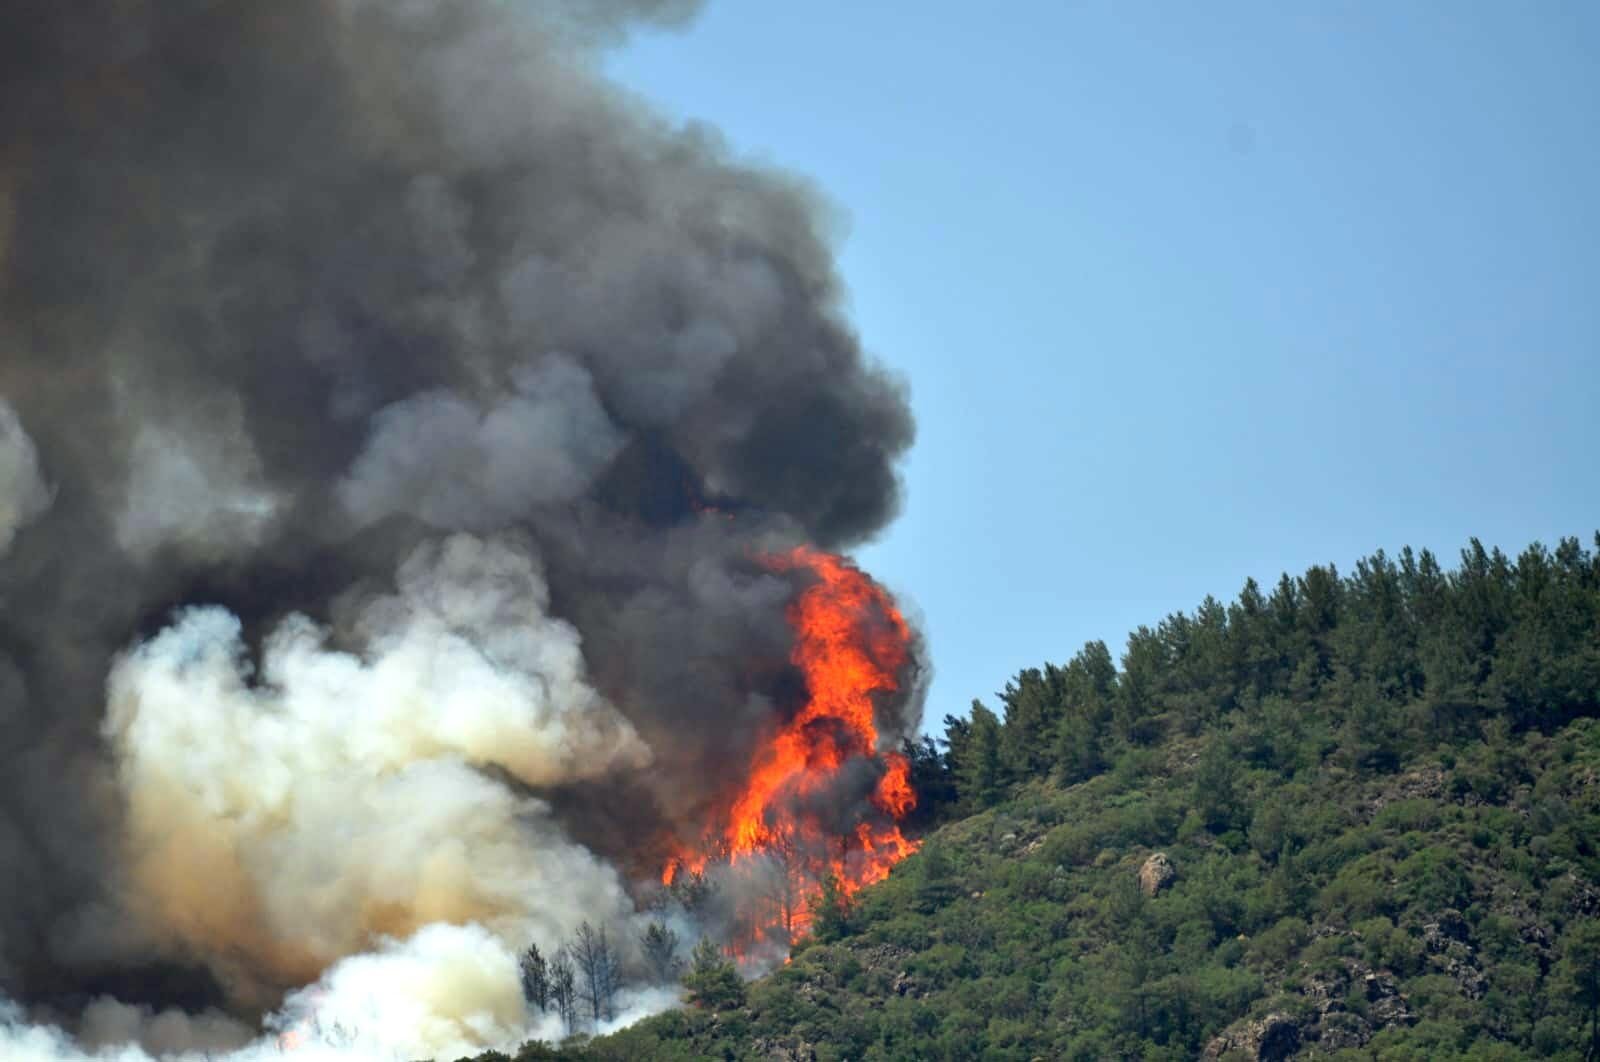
0, 0, 916, 1028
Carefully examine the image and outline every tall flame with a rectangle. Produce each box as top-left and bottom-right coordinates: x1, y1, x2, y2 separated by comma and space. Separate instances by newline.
664, 546, 918, 950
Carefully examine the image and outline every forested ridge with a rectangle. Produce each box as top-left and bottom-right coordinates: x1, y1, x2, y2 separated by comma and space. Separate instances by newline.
467, 533, 1600, 1060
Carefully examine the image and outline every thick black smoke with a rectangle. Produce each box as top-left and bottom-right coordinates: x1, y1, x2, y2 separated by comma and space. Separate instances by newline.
0, 0, 915, 1023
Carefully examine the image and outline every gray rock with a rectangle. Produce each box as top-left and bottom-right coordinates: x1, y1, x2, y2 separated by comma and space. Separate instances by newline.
1138, 852, 1177, 897
1421, 909, 1470, 952
1317, 1010, 1373, 1051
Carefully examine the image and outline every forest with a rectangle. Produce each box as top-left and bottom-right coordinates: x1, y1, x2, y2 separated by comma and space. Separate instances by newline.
463, 533, 1600, 1060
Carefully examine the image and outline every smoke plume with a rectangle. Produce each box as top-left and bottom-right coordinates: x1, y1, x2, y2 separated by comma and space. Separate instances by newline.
0, 0, 918, 1056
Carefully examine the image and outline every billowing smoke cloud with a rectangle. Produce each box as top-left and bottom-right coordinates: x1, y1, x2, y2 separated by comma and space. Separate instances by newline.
104, 534, 643, 1007
0, 0, 918, 1056
4, 924, 682, 1061
340, 357, 626, 530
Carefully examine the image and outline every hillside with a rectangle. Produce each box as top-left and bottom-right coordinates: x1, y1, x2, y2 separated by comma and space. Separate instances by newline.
474, 534, 1600, 1060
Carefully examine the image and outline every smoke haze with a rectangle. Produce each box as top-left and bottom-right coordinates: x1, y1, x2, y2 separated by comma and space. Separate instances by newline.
0, 0, 918, 1056
0, 401, 52, 555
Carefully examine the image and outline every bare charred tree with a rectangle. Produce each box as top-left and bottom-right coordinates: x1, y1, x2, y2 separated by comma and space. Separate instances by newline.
550, 950, 578, 1032
519, 941, 550, 1011
639, 921, 682, 984
569, 922, 621, 1026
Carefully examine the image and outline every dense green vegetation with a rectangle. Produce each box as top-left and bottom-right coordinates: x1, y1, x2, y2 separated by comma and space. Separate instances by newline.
474, 534, 1600, 1060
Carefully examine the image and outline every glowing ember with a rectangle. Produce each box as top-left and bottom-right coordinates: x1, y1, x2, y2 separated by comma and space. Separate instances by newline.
665, 546, 918, 950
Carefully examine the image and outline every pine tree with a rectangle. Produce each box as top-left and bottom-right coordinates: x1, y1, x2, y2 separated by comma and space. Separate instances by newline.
1171, 596, 1235, 732
913, 839, 959, 914
550, 951, 578, 1032
1116, 627, 1165, 744
954, 701, 1005, 809
668, 869, 717, 922
1053, 709, 1104, 785
1063, 640, 1118, 723
1050, 641, 1116, 783
639, 921, 682, 984
1557, 919, 1600, 1061
1336, 673, 1403, 772
568, 922, 621, 1027
1228, 576, 1274, 698
683, 938, 745, 1010
901, 735, 957, 827
519, 941, 550, 1011
1000, 665, 1065, 777
1192, 737, 1242, 833
810, 871, 853, 942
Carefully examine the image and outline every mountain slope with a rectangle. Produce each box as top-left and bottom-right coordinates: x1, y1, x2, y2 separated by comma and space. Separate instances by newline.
472, 534, 1600, 1061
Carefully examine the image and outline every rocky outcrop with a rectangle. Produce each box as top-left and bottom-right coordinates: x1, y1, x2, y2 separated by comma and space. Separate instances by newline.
1421, 909, 1470, 948
1365, 765, 1447, 814
891, 970, 921, 997
1201, 1012, 1301, 1061
1421, 909, 1489, 1000
1205, 959, 1415, 1059
1316, 1010, 1372, 1051
1361, 969, 1415, 1029
755, 1037, 816, 1061
1138, 852, 1176, 896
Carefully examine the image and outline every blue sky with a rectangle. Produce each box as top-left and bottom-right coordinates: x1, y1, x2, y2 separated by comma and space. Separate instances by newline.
608, 2, 1600, 731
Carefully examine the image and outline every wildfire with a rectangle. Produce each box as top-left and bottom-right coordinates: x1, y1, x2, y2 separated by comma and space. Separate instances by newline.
664, 546, 919, 949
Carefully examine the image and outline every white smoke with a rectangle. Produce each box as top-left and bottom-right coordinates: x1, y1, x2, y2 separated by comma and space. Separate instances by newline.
3, 920, 683, 1061
0, 399, 52, 556
596, 984, 685, 1036
267, 924, 532, 1059
102, 533, 651, 1011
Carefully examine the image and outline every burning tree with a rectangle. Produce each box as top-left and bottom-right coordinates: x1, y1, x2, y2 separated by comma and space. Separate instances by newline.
662, 547, 921, 955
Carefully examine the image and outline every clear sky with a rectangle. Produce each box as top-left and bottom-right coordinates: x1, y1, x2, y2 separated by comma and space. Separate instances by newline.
608, 2, 1600, 732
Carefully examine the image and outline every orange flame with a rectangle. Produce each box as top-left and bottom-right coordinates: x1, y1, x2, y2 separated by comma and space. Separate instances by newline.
664, 546, 918, 950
